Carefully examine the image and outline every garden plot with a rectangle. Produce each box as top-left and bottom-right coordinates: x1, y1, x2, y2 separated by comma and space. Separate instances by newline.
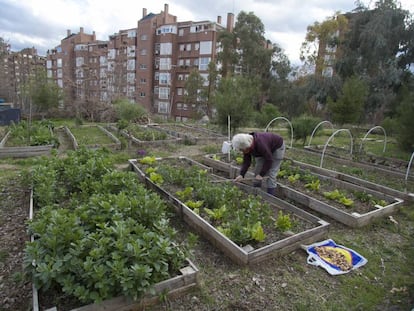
0, 120, 57, 158
286, 147, 414, 197
148, 123, 226, 144
66, 124, 121, 150
26, 148, 197, 310
129, 156, 329, 266
303, 145, 414, 182
201, 154, 404, 228
106, 123, 181, 146
284, 156, 414, 204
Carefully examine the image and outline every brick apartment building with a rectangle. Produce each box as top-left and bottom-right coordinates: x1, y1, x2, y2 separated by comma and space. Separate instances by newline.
0, 47, 46, 112
46, 3, 234, 121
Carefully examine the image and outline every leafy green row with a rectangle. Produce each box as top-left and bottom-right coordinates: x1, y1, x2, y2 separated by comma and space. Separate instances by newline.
6, 119, 59, 147
24, 148, 187, 304
141, 158, 294, 246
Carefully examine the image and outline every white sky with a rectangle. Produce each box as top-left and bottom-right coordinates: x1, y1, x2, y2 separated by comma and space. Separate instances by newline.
1, 0, 413, 66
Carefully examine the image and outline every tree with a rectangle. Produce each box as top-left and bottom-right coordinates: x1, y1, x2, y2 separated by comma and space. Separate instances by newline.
395, 79, 414, 151
300, 12, 348, 72
327, 76, 368, 125
214, 76, 259, 133
290, 115, 322, 146
217, 11, 290, 111
20, 68, 62, 118
335, 0, 413, 122
114, 98, 147, 123
184, 69, 205, 119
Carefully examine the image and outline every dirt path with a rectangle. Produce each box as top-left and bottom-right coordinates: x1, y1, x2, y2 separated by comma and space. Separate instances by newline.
55, 127, 74, 154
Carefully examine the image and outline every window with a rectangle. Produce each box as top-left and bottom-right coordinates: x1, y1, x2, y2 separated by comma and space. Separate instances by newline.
200, 41, 212, 54
159, 58, 171, 70
185, 59, 191, 66
156, 25, 177, 35
155, 72, 159, 80
140, 92, 146, 97
140, 78, 146, 84
100, 56, 107, 65
199, 57, 210, 70
128, 47, 136, 57
140, 49, 147, 56
139, 63, 147, 69
47, 70, 52, 78
177, 88, 183, 96
177, 103, 182, 110
76, 57, 84, 67
178, 29, 184, 36
127, 59, 135, 70
158, 102, 169, 114
46, 60, 52, 69
159, 87, 170, 99
57, 69, 63, 78
57, 59, 62, 67
194, 43, 199, 51
141, 34, 148, 40
186, 44, 191, 51
127, 72, 135, 83
180, 44, 185, 51
183, 104, 188, 110
159, 73, 170, 85
179, 59, 184, 67
128, 30, 136, 38
160, 43, 172, 55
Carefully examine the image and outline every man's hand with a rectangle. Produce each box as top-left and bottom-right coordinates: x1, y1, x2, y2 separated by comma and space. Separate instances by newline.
234, 175, 243, 182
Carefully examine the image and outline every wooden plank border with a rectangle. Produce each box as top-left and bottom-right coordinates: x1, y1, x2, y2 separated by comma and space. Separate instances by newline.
129, 157, 329, 266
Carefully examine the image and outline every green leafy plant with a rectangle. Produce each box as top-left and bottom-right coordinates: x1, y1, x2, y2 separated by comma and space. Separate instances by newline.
275, 210, 292, 232
323, 189, 354, 207
305, 179, 320, 191
139, 156, 157, 165
250, 222, 266, 242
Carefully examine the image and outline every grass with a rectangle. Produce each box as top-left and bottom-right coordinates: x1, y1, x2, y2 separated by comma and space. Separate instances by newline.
1, 122, 413, 310
69, 125, 115, 146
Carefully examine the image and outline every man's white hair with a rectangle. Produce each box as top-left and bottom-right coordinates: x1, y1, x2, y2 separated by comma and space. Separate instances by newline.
232, 133, 253, 151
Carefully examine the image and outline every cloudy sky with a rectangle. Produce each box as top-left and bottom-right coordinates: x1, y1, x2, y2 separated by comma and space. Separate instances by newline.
1, 0, 413, 66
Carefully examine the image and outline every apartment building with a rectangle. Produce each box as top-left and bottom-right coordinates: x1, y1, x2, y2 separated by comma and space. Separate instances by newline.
46, 3, 233, 121
0, 47, 46, 113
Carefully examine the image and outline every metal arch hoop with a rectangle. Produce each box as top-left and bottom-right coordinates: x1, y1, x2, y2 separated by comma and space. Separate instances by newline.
405, 152, 414, 193
307, 120, 334, 147
320, 128, 353, 168
359, 125, 387, 154
264, 117, 293, 148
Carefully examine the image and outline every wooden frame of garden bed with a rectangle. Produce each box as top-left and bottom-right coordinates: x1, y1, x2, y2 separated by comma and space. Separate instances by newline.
129, 156, 329, 266
148, 123, 226, 145
106, 124, 182, 147
284, 157, 414, 203
200, 154, 404, 228
65, 125, 121, 151
0, 128, 54, 158
303, 145, 414, 181
28, 191, 199, 311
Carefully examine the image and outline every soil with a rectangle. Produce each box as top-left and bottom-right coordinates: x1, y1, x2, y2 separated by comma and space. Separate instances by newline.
1, 138, 413, 311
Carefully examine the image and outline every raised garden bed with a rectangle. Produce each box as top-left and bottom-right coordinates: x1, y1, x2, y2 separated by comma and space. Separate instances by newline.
66, 125, 121, 150
106, 124, 181, 147
26, 148, 198, 310
129, 156, 329, 266
201, 154, 404, 227
0, 121, 56, 158
148, 123, 226, 145
286, 147, 414, 195
303, 145, 414, 181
